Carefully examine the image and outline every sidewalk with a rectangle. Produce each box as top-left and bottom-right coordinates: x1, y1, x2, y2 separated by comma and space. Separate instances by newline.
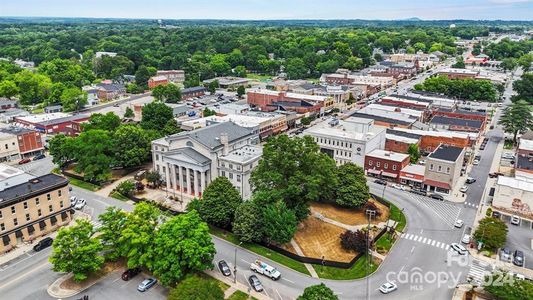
289, 239, 319, 278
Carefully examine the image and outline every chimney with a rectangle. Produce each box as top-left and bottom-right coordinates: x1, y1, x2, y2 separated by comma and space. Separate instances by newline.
220, 132, 229, 155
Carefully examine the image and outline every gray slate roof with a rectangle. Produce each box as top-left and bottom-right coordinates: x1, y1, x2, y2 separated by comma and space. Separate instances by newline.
0, 174, 68, 207
430, 116, 482, 129
166, 147, 211, 165
170, 122, 255, 150
428, 145, 464, 162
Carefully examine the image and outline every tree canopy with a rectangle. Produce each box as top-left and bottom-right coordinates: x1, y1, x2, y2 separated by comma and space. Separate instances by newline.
414, 75, 499, 102
473, 217, 508, 250
198, 177, 243, 229
499, 100, 533, 144
297, 283, 339, 300
167, 274, 224, 300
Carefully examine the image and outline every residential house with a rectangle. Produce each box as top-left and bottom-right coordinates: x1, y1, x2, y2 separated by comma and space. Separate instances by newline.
96, 82, 126, 101
0, 132, 20, 162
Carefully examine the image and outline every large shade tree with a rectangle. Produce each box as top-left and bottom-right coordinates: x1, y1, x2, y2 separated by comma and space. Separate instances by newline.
198, 176, 243, 229
499, 100, 533, 145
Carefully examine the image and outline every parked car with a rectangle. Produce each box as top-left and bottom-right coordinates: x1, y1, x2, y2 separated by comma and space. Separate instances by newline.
473, 159, 480, 165
460, 186, 469, 193
461, 234, 471, 244
466, 177, 476, 184
121, 268, 141, 281
510, 215, 520, 225
374, 179, 387, 186
248, 275, 264, 292
33, 154, 46, 160
33, 237, 53, 252
430, 193, 444, 201
379, 282, 398, 294
74, 198, 86, 210
513, 250, 524, 267
70, 196, 78, 206
418, 160, 426, 165
18, 158, 31, 165
137, 278, 157, 292
454, 219, 464, 228
489, 172, 504, 178
479, 145, 485, 150
410, 189, 427, 196
501, 247, 512, 262
450, 243, 469, 256
391, 183, 406, 191
492, 211, 501, 218
218, 260, 231, 276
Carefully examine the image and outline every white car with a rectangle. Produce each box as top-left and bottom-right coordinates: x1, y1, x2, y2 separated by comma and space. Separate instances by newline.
450, 243, 469, 256
379, 282, 398, 294
510, 215, 520, 225
454, 219, 464, 228
460, 186, 469, 193
70, 196, 78, 206
74, 198, 86, 210
461, 234, 471, 244
391, 183, 406, 191
473, 159, 480, 165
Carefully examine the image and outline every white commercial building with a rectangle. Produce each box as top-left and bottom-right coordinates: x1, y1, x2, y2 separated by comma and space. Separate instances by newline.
493, 176, 533, 226
0, 132, 20, 162
151, 122, 260, 200
304, 117, 386, 166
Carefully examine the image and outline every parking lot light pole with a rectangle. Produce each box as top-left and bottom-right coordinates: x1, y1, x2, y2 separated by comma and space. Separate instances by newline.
366, 209, 376, 300
234, 242, 242, 283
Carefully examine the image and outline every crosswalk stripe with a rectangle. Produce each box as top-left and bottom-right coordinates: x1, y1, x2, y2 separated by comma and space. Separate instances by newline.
431, 240, 436, 246
416, 236, 422, 242
422, 237, 427, 243
409, 234, 415, 240
445, 245, 450, 250
426, 239, 432, 245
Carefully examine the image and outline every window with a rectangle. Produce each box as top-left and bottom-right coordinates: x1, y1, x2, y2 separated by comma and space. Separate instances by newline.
0, 210, 2, 218
23, 202, 28, 209
393, 165, 397, 171
26, 214, 30, 221
49, 205, 53, 213
156, 154, 159, 161
237, 175, 241, 182
376, 162, 380, 167
11, 206, 15, 214
60, 201, 64, 208
47, 194, 51, 201
13, 218, 18, 226
429, 164, 434, 171
58, 190, 62, 197
384, 163, 388, 169
229, 173, 233, 179
446, 167, 450, 174
221, 171, 226, 177
0, 223, 4, 231
37, 209, 42, 217
438, 166, 442, 172
35, 198, 39, 205
229, 164, 233, 169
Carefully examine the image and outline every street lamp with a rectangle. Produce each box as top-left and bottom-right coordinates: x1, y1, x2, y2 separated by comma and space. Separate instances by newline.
365, 209, 376, 300
234, 241, 243, 283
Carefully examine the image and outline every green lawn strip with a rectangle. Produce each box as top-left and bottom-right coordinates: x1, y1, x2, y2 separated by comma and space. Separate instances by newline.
209, 226, 310, 276
246, 73, 271, 82
389, 203, 407, 232
375, 233, 395, 252
227, 290, 257, 300
66, 176, 100, 191
109, 191, 130, 201
314, 254, 379, 280
196, 272, 230, 291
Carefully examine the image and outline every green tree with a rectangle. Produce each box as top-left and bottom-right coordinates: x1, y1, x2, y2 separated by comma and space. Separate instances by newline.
124, 106, 134, 118
152, 84, 167, 101
301, 117, 311, 126
517, 54, 533, 70
199, 177, 242, 229
262, 201, 298, 245
164, 84, 182, 103
473, 217, 508, 250
167, 274, 224, 300
452, 57, 465, 69
73, 129, 114, 183
512, 72, 533, 104
286, 58, 308, 79
343, 56, 364, 71
48, 134, 76, 167
501, 58, 517, 71
251, 135, 337, 220
119, 202, 161, 269
484, 273, 533, 300
0, 80, 19, 98
49, 220, 104, 282
116, 180, 136, 197
13, 70, 52, 105
203, 107, 216, 117
135, 65, 154, 88
145, 170, 162, 188
232, 199, 264, 243
233, 65, 247, 78
499, 100, 533, 145
236, 85, 245, 98
163, 118, 181, 136
60, 87, 87, 112
83, 112, 121, 132
297, 283, 339, 300
147, 211, 216, 286
141, 101, 174, 131
408, 144, 421, 164
335, 163, 369, 208
98, 206, 128, 260
208, 80, 219, 94
113, 124, 149, 168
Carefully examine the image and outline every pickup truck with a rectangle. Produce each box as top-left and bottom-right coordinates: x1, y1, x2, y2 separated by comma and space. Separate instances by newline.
250, 260, 281, 280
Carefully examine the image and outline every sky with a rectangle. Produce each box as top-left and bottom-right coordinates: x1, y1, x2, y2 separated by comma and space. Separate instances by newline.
2, 0, 533, 20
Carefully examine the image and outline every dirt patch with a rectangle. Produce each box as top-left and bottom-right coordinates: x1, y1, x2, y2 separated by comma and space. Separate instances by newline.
310, 199, 389, 226
292, 217, 356, 262
60, 259, 124, 290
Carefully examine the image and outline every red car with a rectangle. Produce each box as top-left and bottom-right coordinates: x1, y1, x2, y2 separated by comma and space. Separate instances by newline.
18, 158, 31, 165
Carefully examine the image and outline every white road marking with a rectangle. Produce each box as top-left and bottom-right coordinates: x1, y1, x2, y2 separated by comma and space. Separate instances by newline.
241, 259, 251, 264
445, 245, 450, 250
281, 278, 294, 284
0, 261, 49, 290
426, 239, 432, 245
399, 265, 405, 273
422, 237, 427, 243
275, 288, 283, 300
436, 242, 441, 248
431, 240, 436, 246
410, 246, 415, 253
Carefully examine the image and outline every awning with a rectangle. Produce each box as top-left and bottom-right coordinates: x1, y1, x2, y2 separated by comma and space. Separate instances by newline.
423, 179, 451, 190
15, 230, 22, 238
27, 225, 35, 234
400, 176, 423, 183
39, 221, 46, 230
50, 216, 57, 224
2, 235, 10, 246
489, 187, 495, 197
367, 169, 382, 175
381, 171, 398, 178
61, 212, 68, 220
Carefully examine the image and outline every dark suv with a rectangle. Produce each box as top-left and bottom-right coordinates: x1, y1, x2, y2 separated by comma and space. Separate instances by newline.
513, 250, 524, 267
33, 237, 53, 251
430, 193, 444, 201
121, 268, 141, 281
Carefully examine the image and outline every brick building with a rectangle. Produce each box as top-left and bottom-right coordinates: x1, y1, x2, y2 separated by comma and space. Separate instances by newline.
385, 129, 421, 153
0, 99, 18, 110
437, 68, 479, 80
516, 139, 533, 176
156, 70, 185, 83
430, 116, 483, 133
423, 144, 465, 195
14, 113, 90, 135
247, 90, 333, 114
0, 127, 44, 158
148, 75, 169, 89
96, 82, 126, 100
182, 86, 207, 100
365, 149, 410, 182
388, 128, 473, 152
432, 108, 487, 131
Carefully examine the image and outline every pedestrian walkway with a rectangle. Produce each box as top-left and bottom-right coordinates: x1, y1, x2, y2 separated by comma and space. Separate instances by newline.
464, 202, 479, 209
468, 258, 491, 285
399, 232, 450, 251
408, 194, 462, 228
290, 239, 318, 278
315, 212, 388, 232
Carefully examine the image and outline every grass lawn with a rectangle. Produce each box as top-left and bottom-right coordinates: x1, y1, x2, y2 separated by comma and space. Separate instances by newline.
31, 107, 44, 114
389, 203, 407, 232
66, 176, 100, 192
228, 290, 257, 300
109, 191, 130, 201
246, 73, 272, 82
313, 254, 379, 280
209, 226, 311, 276
375, 233, 395, 253
198, 272, 230, 292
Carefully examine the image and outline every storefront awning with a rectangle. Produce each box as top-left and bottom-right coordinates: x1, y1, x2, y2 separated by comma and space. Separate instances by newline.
39, 221, 46, 230
381, 171, 398, 178
367, 169, 382, 175
50, 216, 57, 224
400, 176, 423, 183
423, 179, 451, 190
27, 225, 35, 234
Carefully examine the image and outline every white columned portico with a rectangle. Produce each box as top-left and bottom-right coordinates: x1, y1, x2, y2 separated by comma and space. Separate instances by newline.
186, 168, 192, 194
165, 164, 170, 190
200, 171, 206, 196
170, 164, 176, 190
193, 170, 199, 197
178, 166, 183, 191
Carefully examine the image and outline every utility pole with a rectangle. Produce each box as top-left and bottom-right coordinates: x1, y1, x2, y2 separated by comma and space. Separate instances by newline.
234, 242, 243, 283
366, 209, 376, 300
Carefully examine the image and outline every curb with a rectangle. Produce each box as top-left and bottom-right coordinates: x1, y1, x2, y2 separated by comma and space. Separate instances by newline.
47, 270, 115, 299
